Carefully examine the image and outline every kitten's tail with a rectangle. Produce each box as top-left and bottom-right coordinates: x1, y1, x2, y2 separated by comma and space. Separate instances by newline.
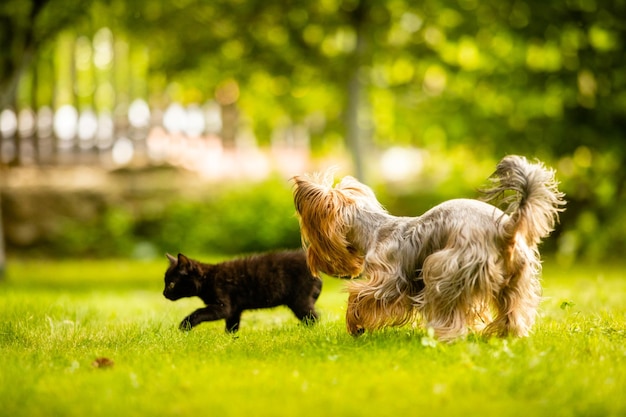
481, 155, 566, 248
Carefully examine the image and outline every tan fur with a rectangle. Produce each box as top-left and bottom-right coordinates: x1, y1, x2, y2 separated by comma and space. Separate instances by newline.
293, 155, 565, 342
293, 173, 367, 278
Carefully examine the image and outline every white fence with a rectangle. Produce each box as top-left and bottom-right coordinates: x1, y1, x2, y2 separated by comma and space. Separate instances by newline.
0, 100, 312, 181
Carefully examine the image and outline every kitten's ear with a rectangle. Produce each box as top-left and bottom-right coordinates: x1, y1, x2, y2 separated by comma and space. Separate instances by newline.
166, 253, 177, 267
177, 253, 191, 267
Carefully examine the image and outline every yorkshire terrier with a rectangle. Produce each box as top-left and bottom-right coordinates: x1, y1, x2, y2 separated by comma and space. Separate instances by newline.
292, 155, 565, 341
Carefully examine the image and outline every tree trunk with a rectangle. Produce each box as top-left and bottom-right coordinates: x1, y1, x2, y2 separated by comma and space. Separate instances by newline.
346, 62, 365, 181
345, 0, 370, 182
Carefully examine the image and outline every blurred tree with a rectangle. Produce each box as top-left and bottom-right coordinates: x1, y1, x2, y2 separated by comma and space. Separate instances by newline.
110, 0, 625, 176
0, 0, 46, 108
111, 0, 625, 259
2, 0, 625, 260
0, 0, 99, 273
114, 0, 392, 179
3, 0, 625, 166
0, 0, 100, 108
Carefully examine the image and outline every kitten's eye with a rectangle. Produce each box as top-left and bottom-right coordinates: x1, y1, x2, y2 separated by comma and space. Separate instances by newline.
168, 282, 176, 290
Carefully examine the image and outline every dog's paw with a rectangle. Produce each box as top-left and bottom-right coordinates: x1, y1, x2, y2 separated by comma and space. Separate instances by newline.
347, 324, 365, 337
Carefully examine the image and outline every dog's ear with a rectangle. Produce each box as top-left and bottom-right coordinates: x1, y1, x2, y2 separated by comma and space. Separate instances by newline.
293, 174, 365, 278
166, 253, 177, 267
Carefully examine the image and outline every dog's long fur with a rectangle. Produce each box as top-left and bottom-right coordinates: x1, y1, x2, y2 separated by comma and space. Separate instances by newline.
293, 155, 565, 341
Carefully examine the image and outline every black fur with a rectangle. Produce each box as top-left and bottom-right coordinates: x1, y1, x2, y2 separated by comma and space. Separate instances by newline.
162, 250, 322, 332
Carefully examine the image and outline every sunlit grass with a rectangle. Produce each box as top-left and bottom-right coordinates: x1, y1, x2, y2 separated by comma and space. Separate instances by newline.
1, 258, 625, 417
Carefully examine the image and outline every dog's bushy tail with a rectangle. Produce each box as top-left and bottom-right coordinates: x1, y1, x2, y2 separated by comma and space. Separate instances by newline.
481, 155, 566, 247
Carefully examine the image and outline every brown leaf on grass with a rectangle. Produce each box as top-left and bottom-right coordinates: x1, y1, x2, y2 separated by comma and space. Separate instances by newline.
91, 357, 115, 369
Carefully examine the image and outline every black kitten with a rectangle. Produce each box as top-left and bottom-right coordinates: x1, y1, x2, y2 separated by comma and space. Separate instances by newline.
163, 250, 322, 332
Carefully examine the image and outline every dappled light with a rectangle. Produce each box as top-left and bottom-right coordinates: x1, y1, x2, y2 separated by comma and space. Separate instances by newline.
1, 2, 626, 417
77, 109, 97, 148
0, 109, 17, 140
111, 136, 134, 166
53, 104, 78, 144
128, 99, 151, 130
0, 0, 625, 262
379, 146, 424, 182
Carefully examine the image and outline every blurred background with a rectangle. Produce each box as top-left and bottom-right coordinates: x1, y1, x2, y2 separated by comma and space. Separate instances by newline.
1, 0, 624, 271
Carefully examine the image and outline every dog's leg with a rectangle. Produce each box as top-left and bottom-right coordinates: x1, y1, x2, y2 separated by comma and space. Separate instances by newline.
345, 290, 366, 335
420, 249, 486, 341
346, 276, 415, 336
484, 265, 541, 337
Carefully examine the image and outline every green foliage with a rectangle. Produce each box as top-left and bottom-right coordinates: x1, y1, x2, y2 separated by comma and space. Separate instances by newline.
35, 177, 301, 258
3, 0, 626, 260
0, 259, 625, 417
148, 178, 301, 256
552, 148, 626, 264
48, 201, 136, 258
7, 0, 625, 152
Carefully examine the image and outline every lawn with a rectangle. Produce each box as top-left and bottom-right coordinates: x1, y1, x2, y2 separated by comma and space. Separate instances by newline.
0, 257, 625, 417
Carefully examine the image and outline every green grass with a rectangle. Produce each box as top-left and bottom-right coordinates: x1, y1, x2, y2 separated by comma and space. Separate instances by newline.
1, 258, 625, 417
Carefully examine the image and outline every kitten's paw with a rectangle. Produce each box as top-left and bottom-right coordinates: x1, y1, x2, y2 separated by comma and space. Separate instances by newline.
179, 319, 193, 331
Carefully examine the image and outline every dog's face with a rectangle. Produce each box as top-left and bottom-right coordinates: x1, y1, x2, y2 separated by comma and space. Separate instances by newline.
163, 253, 200, 300
293, 174, 379, 278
